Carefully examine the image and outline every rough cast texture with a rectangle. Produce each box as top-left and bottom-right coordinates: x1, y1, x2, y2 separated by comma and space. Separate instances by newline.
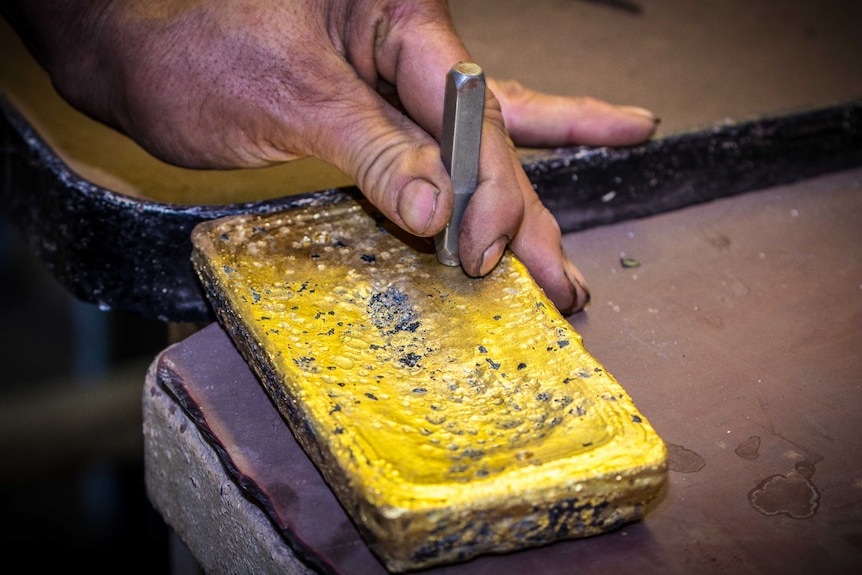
191, 198, 668, 572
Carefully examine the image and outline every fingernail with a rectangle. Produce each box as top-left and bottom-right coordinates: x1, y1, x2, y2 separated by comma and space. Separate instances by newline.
573, 276, 591, 310
478, 236, 509, 276
621, 105, 658, 123
563, 256, 591, 313
398, 179, 439, 235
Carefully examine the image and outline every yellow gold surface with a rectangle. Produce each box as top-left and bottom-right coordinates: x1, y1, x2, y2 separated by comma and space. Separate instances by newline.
191, 198, 667, 572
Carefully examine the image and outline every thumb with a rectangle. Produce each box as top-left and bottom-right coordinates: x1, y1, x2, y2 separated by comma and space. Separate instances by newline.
308, 75, 454, 238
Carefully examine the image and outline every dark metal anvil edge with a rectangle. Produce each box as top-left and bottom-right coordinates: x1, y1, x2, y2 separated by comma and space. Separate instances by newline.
1, 95, 860, 323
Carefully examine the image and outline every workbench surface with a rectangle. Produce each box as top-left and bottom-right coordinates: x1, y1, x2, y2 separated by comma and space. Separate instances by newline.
145, 166, 862, 574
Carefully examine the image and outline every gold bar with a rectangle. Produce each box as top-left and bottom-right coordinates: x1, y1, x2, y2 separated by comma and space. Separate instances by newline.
191, 197, 667, 572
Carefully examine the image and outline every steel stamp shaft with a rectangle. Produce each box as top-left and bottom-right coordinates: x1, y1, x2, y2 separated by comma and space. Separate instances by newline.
435, 62, 486, 267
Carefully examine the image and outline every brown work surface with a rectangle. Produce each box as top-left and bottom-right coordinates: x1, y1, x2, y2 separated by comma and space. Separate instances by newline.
151, 167, 862, 574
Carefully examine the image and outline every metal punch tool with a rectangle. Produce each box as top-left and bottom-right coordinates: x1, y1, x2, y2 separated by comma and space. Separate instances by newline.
435, 62, 486, 267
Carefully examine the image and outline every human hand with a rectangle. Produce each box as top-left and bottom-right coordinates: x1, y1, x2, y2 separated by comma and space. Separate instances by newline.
10, 0, 658, 314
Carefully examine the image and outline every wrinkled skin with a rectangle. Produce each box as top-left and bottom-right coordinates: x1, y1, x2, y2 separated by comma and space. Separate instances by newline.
4, 0, 658, 314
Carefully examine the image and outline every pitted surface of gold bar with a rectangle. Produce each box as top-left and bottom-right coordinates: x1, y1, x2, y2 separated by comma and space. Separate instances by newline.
191, 198, 667, 572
